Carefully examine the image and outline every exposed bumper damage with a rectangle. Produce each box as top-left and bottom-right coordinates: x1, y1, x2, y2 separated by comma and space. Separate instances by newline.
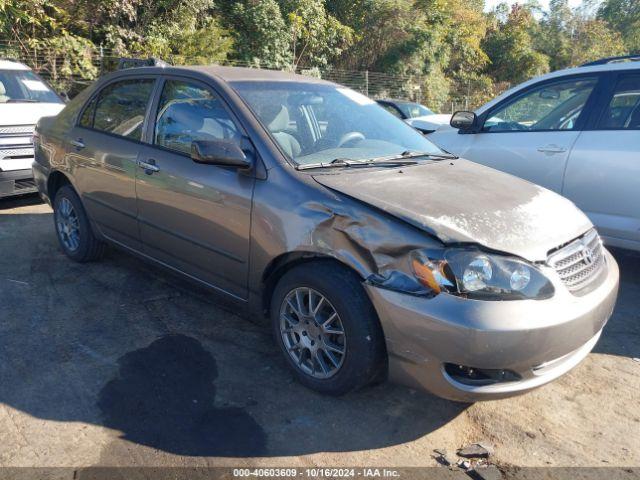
365, 250, 619, 401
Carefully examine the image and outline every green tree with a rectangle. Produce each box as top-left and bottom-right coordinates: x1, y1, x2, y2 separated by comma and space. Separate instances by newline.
483, 4, 549, 85
216, 0, 292, 68
598, 0, 640, 53
536, 0, 573, 70
282, 0, 353, 68
570, 19, 626, 65
134, 16, 233, 65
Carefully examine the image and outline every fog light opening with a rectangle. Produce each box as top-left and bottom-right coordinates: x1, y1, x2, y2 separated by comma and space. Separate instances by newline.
444, 363, 522, 386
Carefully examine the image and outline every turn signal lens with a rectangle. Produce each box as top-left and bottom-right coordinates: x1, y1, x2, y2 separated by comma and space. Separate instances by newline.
411, 257, 456, 294
412, 259, 442, 293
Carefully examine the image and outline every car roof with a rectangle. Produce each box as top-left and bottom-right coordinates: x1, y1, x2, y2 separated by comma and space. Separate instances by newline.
0, 59, 31, 71
477, 60, 640, 114
112, 64, 335, 85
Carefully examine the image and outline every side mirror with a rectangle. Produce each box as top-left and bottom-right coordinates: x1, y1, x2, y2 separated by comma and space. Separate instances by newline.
191, 140, 252, 169
450, 111, 478, 132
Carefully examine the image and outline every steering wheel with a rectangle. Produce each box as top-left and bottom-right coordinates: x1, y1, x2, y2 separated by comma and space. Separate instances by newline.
337, 131, 365, 147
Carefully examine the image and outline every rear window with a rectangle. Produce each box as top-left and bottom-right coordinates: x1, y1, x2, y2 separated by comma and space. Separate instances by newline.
83, 79, 155, 141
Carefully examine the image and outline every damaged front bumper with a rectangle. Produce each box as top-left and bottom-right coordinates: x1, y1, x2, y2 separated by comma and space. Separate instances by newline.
365, 249, 619, 402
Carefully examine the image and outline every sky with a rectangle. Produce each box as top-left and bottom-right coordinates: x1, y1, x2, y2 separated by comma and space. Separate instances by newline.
483, 0, 585, 11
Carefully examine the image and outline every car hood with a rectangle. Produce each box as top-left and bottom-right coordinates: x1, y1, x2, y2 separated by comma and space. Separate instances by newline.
0, 103, 64, 125
407, 114, 452, 132
312, 159, 592, 261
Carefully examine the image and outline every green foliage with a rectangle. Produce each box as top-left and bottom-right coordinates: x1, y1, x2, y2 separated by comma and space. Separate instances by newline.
133, 17, 233, 65
0, 0, 634, 110
570, 19, 626, 65
598, 0, 640, 53
33, 34, 98, 93
217, 0, 292, 68
483, 4, 549, 84
284, 0, 353, 68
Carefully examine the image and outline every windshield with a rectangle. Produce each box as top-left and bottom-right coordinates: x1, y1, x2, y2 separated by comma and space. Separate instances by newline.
396, 102, 434, 118
0, 70, 62, 104
231, 81, 445, 166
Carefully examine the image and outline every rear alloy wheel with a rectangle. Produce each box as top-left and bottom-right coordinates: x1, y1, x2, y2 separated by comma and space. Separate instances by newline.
55, 197, 81, 252
53, 185, 105, 262
271, 262, 386, 395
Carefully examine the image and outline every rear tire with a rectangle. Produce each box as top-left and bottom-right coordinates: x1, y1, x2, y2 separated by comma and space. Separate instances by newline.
270, 262, 386, 395
53, 185, 105, 262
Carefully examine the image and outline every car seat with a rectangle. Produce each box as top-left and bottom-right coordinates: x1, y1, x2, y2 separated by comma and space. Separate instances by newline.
265, 105, 301, 158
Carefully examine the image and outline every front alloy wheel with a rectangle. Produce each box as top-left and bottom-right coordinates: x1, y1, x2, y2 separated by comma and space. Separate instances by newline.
279, 287, 346, 379
271, 262, 386, 395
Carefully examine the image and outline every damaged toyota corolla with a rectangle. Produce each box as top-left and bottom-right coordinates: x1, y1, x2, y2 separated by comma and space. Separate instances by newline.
33, 65, 619, 401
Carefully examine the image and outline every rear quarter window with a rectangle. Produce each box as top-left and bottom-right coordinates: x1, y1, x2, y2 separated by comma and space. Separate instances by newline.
89, 79, 155, 141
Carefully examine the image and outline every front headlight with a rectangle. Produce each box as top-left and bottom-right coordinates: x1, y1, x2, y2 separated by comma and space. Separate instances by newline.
411, 248, 554, 300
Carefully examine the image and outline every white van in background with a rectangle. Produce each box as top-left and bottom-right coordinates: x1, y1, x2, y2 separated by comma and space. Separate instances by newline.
0, 59, 65, 198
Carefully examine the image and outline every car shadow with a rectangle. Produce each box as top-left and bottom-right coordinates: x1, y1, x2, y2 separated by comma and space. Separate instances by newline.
0, 208, 466, 459
592, 247, 640, 360
0, 192, 43, 210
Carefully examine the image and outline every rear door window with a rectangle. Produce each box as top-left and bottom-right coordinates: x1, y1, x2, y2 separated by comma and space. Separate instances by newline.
89, 79, 155, 141
598, 75, 640, 130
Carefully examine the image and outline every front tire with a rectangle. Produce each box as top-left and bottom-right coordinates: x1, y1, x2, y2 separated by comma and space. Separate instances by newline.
270, 262, 386, 395
53, 185, 105, 262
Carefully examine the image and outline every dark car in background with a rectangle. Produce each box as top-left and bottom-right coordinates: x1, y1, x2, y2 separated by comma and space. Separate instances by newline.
376, 98, 452, 133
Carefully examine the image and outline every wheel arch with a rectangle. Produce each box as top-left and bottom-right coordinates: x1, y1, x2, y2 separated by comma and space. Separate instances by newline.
47, 170, 74, 203
260, 251, 369, 319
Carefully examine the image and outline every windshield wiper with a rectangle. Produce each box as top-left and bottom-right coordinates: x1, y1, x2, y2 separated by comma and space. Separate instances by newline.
296, 158, 359, 170
7, 99, 41, 103
397, 150, 458, 160
296, 151, 457, 170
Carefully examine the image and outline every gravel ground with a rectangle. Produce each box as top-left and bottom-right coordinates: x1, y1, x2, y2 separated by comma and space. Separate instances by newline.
0, 195, 638, 471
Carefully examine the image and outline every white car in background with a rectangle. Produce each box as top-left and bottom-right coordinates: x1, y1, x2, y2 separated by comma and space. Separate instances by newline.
376, 98, 451, 133
0, 59, 65, 198
428, 55, 640, 252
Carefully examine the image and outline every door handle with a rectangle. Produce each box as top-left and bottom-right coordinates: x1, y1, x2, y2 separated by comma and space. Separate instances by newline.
70, 138, 85, 150
537, 144, 567, 154
137, 159, 160, 174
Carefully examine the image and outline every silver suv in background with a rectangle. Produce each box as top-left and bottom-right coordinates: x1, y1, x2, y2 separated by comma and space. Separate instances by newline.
0, 59, 64, 198
34, 64, 618, 401
428, 55, 640, 252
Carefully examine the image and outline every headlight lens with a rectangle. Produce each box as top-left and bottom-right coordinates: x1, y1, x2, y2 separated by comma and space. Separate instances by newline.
462, 256, 492, 291
411, 248, 553, 300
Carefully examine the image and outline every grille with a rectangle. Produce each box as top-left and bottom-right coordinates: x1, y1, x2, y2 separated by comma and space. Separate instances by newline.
0, 147, 34, 160
0, 125, 35, 136
547, 229, 605, 293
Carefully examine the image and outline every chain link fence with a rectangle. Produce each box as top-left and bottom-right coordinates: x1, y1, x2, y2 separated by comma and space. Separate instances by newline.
1, 43, 500, 113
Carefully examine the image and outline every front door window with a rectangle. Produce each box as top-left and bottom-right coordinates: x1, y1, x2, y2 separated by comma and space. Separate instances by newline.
154, 80, 240, 156
483, 78, 597, 132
